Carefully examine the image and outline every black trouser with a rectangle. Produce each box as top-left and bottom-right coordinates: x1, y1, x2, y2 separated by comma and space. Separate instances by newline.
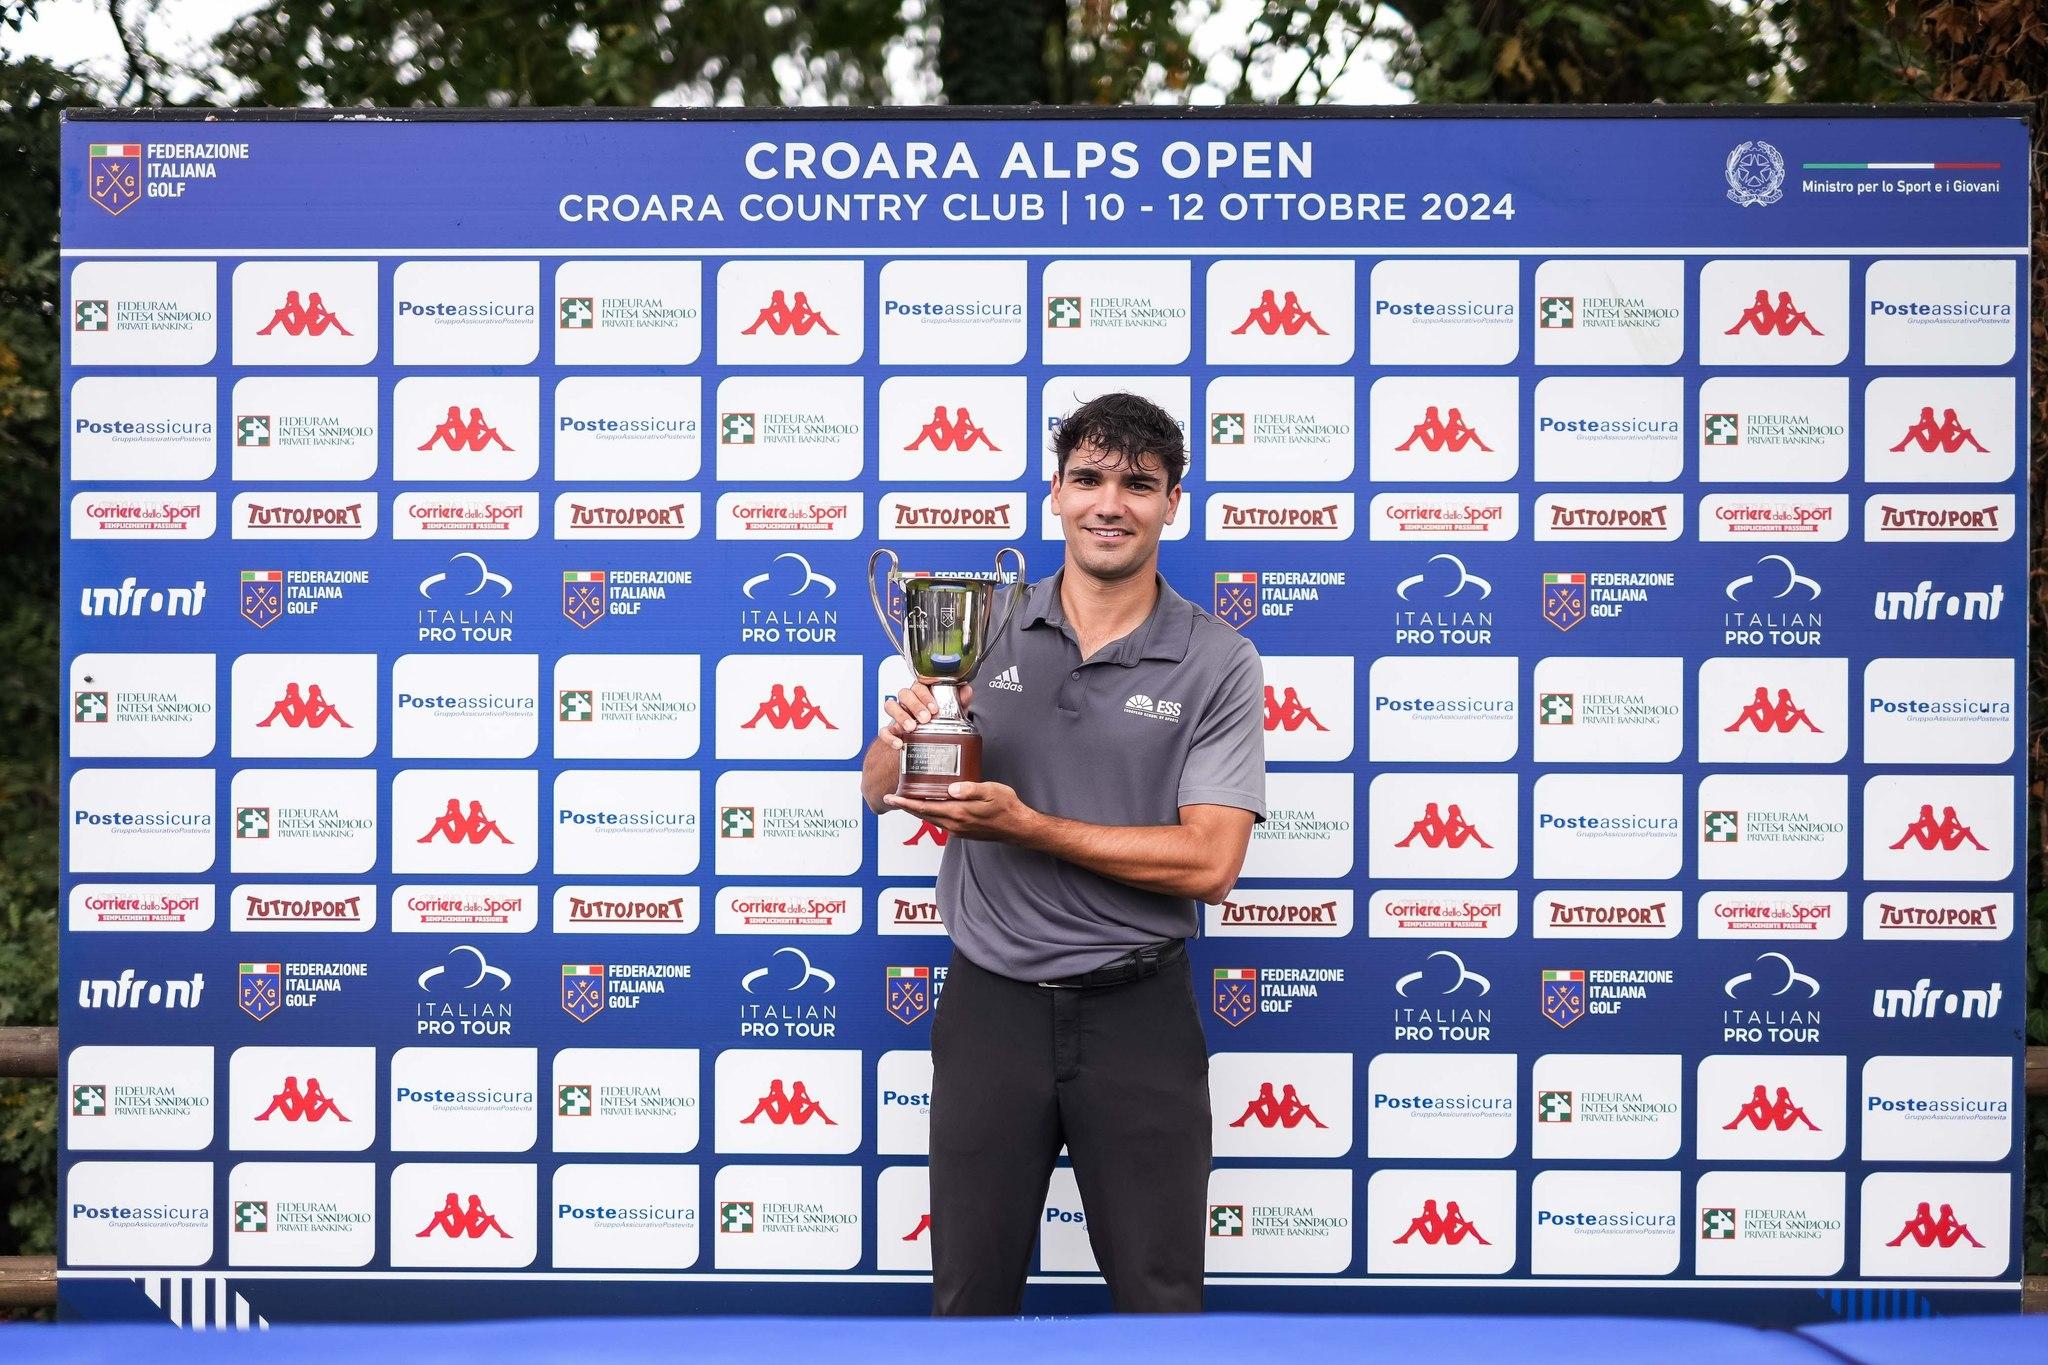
928, 946, 1211, 1315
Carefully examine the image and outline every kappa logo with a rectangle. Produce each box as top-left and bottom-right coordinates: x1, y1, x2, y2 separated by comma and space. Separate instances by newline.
1888, 804, 1988, 853
1227, 1082, 1328, 1130
903, 406, 1000, 452
417, 405, 513, 453
1397, 406, 1493, 454
1721, 1085, 1819, 1133
1393, 1199, 1491, 1246
904, 819, 948, 847
1724, 289, 1821, 337
741, 684, 837, 731
1724, 687, 1821, 734
738, 1079, 838, 1126
1886, 1202, 1983, 1250
416, 1193, 513, 1240
902, 1214, 932, 1242
1891, 407, 1988, 454
1263, 686, 1328, 733
87, 141, 144, 215
416, 799, 514, 846
1394, 802, 1492, 850
740, 290, 837, 337
253, 1076, 351, 1124
256, 291, 353, 338
1231, 289, 1328, 337
254, 682, 353, 730
1725, 139, 1786, 207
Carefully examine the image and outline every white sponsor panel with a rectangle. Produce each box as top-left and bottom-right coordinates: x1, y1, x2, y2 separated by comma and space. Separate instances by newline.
1697, 493, 1848, 542
228, 1161, 376, 1267
1367, 655, 1513, 763
1203, 375, 1354, 483
392, 490, 538, 540
231, 260, 377, 366
1040, 259, 1191, 366
552, 1048, 701, 1155
233, 882, 377, 933
390, 1047, 537, 1153
1532, 774, 1683, 880
69, 375, 217, 480
712, 1164, 862, 1270
879, 376, 1027, 482
391, 768, 537, 876
231, 653, 376, 759
1532, 376, 1684, 483
1040, 374, 1191, 478
1368, 376, 1517, 483
68, 882, 215, 933
714, 770, 860, 877
554, 769, 700, 876
1863, 657, 2013, 766
71, 261, 217, 366
876, 1049, 933, 1156
392, 260, 539, 366
1040, 1166, 1099, 1272
1368, 772, 1516, 879
1367, 889, 1516, 940
716, 1047, 860, 1154
878, 806, 949, 878
391, 884, 536, 935
551, 1164, 700, 1270
1861, 1055, 2012, 1163
1205, 259, 1355, 366
1530, 1053, 1683, 1160
556, 885, 701, 935
1369, 259, 1518, 365
880, 490, 1029, 542
229, 376, 378, 482
875, 1165, 932, 1272
716, 491, 863, 540
1698, 774, 1848, 881
1205, 1168, 1353, 1273
1532, 889, 1682, 940
392, 375, 540, 482
1698, 259, 1848, 367
1862, 774, 2010, 882
1366, 1168, 1515, 1274
229, 1045, 376, 1152
1532, 259, 1685, 365
717, 886, 859, 936
1209, 888, 1356, 938
69, 652, 215, 759
714, 376, 863, 482
1369, 492, 1517, 542
553, 376, 702, 482
1697, 377, 1849, 482
1864, 258, 2017, 367
1858, 1172, 2009, 1278
390, 1162, 536, 1269
69, 767, 215, 873
69, 491, 216, 539
1535, 493, 1683, 542
1864, 494, 2015, 543
1366, 1052, 1510, 1159
1530, 1171, 1682, 1275
1698, 891, 1847, 941
1693, 1172, 1844, 1276
1263, 654, 1356, 762
1864, 376, 2015, 483
1696, 1054, 1846, 1162
1042, 491, 1190, 542
1213, 1052, 1352, 1159
1207, 491, 1354, 541
66, 1045, 212, 1151
392, 653, 538, 759
232, 491, 378, 540
65, 1161, 212, 1266
1697, 656, 1847, 765
553, 259, 702, 365
877, 259, 1027, 365
553, 653, 701, 762
1244, 772, 1354, 879
1531, 656, 1683, 764
716, 655, 860, 760
228, 768, 376, 875
717, 260, 864, 365
1862, 891, 2011, 943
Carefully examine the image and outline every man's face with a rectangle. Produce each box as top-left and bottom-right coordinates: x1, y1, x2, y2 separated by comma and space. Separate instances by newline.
1049, 442, 1181, 584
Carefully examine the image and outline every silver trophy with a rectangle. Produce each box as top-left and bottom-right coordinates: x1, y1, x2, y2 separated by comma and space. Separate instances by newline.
868, 546, 1026, 800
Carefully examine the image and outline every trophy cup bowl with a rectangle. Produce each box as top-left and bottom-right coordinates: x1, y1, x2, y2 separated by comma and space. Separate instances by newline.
869, 546, 1026, 801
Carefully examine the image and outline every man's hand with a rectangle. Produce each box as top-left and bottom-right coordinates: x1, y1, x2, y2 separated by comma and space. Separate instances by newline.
876, 681, 975, 751
884, 781, 1040, 844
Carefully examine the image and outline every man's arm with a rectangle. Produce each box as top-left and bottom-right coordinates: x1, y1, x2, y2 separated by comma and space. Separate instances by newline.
861, 681, 969, 814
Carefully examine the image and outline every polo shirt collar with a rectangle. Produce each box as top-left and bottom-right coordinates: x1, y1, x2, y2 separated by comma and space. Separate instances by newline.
1021, 568, 1195, 666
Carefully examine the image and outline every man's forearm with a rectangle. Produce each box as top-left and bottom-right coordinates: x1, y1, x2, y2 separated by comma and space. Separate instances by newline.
1016, 810, 1228, 903
860, 733, 901, 814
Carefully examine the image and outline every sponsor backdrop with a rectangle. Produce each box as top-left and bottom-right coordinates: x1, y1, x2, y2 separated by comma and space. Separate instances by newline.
57, 109, 2027, 1325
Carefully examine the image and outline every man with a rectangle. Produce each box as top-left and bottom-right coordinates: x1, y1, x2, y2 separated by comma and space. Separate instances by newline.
860, 392, 1266, 1315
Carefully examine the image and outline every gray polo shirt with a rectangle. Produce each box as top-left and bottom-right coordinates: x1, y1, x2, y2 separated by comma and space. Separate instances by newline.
936, 568, 1267, 981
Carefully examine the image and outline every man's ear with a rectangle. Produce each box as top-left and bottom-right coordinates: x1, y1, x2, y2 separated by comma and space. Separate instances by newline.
1048, 469, 1064, 518
1164, 480, 1182, 524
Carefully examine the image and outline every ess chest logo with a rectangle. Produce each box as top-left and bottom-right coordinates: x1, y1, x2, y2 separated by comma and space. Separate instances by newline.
1124, 693, 1183, 723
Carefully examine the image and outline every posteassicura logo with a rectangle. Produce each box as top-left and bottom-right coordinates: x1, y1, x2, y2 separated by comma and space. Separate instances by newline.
88, 142, 143, 216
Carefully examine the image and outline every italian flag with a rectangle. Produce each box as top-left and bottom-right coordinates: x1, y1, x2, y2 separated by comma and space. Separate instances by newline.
1215, 572, 1256, 585
563, 963, 605, 978
241, 570, 281, 584
1543, 572, 1585, 587
888, 966, 930, 980
563, 570, 605, 583
90, 143, 140, 157
241, 962, 280, 975
1543, 969, 1584, 984
1214, 967, 1256, 982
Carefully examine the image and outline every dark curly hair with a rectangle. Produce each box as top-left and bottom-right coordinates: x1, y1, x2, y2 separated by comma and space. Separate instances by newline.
1050, 391, 1188, 491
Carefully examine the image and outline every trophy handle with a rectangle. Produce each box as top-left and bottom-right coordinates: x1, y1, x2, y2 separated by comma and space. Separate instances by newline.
867, 547, 911, 662
983, 546, 1028, 657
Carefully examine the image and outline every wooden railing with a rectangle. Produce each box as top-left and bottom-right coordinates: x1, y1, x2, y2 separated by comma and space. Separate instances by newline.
2, 1029, 2043, 1314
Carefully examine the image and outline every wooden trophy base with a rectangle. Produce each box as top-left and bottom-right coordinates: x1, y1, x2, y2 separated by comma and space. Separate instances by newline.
898, 729, 981, 801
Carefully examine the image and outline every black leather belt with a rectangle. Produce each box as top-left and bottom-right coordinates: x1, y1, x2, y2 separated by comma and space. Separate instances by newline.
1035, 938, 1185, 989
